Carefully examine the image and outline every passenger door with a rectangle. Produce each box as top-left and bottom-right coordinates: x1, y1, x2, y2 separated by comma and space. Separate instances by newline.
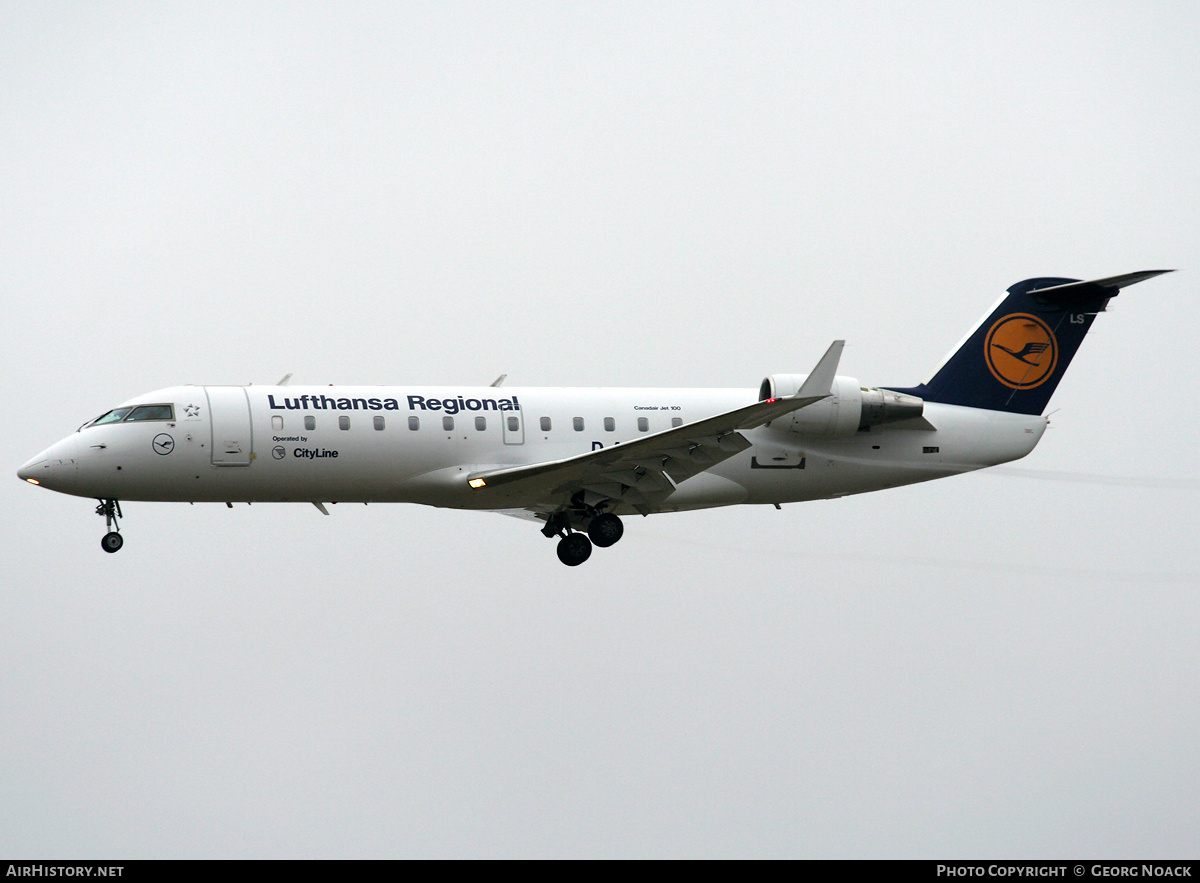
205, 386, 253, 465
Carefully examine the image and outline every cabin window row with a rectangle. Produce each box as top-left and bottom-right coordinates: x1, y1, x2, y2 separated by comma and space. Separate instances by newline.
279, 414, 496, 432
271, 414, 686, 432
534, 416, 683, 432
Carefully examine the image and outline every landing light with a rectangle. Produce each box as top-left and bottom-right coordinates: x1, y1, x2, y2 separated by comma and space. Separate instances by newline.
25, 478, 40, 485
468, 478, 487, 489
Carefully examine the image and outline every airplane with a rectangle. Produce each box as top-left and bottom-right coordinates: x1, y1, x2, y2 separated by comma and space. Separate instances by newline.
18, 270, 1172, 566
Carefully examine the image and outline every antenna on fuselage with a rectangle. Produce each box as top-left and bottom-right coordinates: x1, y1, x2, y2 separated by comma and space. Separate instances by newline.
490, 374, 507, 387
277, 373, 293, 386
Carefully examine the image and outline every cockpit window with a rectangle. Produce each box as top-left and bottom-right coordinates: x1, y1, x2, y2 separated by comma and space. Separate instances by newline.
86, 404, 174, 428
90, 408, 133, 426
125, 404, 174, 422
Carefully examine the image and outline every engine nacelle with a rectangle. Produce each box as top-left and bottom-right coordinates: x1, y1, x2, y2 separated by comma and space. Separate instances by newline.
758, 374, 924, 436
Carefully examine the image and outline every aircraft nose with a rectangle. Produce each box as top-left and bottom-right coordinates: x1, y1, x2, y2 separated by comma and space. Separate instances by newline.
18, 452, 51, 485
19, 436, 81, 489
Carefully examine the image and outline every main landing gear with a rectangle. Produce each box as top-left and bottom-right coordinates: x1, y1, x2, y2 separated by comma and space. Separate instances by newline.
557, 532, 592, 567
587, 512, 624, 548
542, 510, 625, 566
96, 498, 124, 553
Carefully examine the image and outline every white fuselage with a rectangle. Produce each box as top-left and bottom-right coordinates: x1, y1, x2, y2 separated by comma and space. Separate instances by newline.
19, 382, 1046, 513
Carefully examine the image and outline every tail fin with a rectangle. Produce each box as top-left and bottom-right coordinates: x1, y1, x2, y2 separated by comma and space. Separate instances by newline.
891, 270, 1173, 415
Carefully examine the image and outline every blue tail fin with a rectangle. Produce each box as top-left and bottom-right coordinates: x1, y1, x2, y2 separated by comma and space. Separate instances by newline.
892, 270, 1172, 415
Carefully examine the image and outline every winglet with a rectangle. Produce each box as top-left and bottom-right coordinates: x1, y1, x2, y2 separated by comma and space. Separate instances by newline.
794, 340, 844, 399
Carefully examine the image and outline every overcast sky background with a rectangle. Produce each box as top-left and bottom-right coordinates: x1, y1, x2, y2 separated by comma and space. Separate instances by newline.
3, 1, 1198, 858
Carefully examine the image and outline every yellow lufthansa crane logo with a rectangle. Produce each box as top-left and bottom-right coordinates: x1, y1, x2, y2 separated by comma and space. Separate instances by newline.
984, 313, 1059, 389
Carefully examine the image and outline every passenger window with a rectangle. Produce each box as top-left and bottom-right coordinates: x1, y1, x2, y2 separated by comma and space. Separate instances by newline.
304, 416, 316, 431
475, 416, 486, 431
339, 416, 350, 430
374, 416, 385, 430
408, 416, 420, 430
671, 417, 683, 428
540, 417, 552, 432
126, 404, 175, 421
573, 417, 584, 431
91, 408, 132, 426
507, 416, 519, 432
637, 417, 649, 432
604, 417, 615, 432
443, 416, 454, 431
272, 416, 284, 431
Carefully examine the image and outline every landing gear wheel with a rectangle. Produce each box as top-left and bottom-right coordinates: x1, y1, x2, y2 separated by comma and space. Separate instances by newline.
587, 513, 624, 548
95, 499, 124, 553
556, 533, 593, 566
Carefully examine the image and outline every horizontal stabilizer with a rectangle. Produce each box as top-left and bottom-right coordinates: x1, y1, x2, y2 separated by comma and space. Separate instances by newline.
1028, 269, 1174, 303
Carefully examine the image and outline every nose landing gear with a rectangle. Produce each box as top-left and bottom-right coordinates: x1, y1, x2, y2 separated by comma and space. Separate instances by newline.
95, 498, 124, 553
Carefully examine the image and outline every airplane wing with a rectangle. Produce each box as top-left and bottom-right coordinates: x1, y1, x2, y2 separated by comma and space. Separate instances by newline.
466, 341, 844, 515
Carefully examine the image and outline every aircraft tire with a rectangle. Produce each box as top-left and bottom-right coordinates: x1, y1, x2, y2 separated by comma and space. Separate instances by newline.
101, 532, 124, 553
556, 533, 592, 566
587, 513, 624, 548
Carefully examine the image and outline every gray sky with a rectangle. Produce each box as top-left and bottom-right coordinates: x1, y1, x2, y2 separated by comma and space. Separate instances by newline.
3, 1, 1198, 858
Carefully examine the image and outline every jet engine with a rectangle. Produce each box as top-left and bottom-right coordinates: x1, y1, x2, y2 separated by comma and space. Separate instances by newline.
758, 374, 924, 436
